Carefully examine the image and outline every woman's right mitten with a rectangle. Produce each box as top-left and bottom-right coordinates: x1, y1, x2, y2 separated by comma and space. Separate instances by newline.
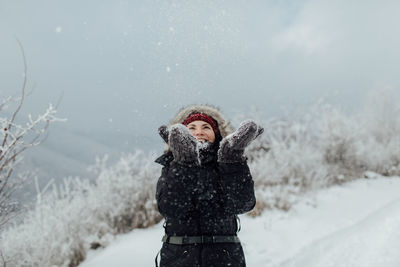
168, 124, 200, 165
158, 125, 169, 144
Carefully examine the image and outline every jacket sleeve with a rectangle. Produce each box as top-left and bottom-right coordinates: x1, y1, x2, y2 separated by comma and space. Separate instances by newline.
218, 161, 256, 215
156, 162, 200, 219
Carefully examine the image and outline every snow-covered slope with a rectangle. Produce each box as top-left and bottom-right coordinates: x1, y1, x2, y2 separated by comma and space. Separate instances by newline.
280, 198, 400, 267
79, 176, 400, 267
14, 124, 161, 204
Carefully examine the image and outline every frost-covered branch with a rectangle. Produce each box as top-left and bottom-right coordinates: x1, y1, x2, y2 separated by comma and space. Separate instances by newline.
0, 40, 63, 229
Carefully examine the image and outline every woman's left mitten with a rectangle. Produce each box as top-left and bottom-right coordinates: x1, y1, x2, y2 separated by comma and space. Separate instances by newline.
218, 120, 264, 163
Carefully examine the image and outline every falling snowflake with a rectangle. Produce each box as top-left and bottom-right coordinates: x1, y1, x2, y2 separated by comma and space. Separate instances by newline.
55, 26, 62, 33
166, 66, 171, 72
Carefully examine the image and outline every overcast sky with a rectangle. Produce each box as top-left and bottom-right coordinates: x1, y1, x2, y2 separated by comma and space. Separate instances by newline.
1, 0, 400, 139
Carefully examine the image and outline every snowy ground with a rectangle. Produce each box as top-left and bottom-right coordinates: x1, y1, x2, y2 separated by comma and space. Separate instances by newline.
79, 175, 400, 267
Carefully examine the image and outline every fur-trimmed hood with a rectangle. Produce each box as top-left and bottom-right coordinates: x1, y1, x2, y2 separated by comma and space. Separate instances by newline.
168, 104, 233, 138
161, 104, 233, 153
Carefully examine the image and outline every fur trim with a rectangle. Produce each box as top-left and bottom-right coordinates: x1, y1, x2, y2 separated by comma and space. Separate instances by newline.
169, 104, 233, 138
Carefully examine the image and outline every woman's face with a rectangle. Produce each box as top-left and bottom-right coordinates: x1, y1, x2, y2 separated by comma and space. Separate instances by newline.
186, 120, 216, 143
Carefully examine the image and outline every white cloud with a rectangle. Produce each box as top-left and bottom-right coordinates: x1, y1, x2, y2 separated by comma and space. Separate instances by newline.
275, 23, 331, 54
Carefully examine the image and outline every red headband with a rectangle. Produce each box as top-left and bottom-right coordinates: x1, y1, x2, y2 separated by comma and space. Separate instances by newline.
183, 113, 219, 135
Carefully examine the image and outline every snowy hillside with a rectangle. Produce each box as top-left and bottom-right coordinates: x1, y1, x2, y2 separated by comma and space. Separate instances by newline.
79, 175, 400, 267
13, 124, 160, 203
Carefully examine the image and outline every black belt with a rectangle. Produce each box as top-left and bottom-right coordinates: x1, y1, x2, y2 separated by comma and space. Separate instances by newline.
162, 234, 240, 245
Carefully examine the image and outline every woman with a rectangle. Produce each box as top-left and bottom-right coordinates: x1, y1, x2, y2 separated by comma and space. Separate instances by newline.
155, 104, 263, 267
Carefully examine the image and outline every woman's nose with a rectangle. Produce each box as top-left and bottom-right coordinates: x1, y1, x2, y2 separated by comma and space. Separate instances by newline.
194, 129, 203, 136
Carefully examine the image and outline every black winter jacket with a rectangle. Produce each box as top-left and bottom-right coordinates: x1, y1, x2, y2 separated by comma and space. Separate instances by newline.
155, 144, 256, 267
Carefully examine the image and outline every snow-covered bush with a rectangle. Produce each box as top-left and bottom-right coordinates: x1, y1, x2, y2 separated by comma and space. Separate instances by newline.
0, 151, 162, 267
87, 152, 162, 232
248, 88, 400, 214
317, 88, 400, 179
350, 88, 400, 176
248, 117, 329, 212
